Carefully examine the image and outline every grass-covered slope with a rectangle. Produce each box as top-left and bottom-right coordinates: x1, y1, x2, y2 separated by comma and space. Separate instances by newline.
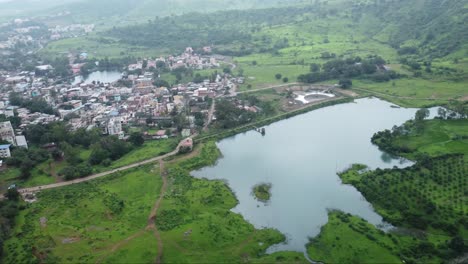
307, 211, 467, 264
2, 165, 162, 263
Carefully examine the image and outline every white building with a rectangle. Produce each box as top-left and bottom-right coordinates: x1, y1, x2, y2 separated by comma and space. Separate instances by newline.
0, 144, 11, 158
0, 121, 16, 145
15, 135, 28, 149
107, 117, 122, 136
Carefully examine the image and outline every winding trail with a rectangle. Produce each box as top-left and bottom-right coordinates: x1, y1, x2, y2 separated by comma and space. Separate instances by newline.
146, 160, 168, 264
95, 160, 169, 264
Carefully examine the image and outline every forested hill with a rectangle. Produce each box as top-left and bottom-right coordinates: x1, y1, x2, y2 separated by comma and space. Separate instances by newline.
105, 0, 468, 59
353, 0, 468, 58
42, 0, 308, 25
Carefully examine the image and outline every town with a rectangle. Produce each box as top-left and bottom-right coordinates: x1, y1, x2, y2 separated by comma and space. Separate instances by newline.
0, 46, 250, 163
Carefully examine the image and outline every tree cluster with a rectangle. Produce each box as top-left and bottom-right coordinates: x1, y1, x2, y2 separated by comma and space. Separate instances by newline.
298, 56, 399, 84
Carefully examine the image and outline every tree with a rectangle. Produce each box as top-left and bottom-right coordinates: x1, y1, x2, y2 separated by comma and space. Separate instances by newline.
282, 77, 289, 83
5, 188, 20, 201
415, 108, 430, 122
414, 108, 430, 133
437, 108, 447, 119
129, 132, 144, 147
252, 61, 257, 66
20, 158, 34, 179
223, 67, 231, 74
275, 73, 282, 80
310, 63, 320, 72
339, 79, 352, 89
449, 236, 466, 254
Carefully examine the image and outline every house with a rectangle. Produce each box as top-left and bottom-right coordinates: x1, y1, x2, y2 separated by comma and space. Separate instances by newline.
180, 138, 193, 151
0, 144, 11, 158
0, 121, 16, 145
107, 117, 123, 136
15, 135, 28, 149
181, 129, 191, 138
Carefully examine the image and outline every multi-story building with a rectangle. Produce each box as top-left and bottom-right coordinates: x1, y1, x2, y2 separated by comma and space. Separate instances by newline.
0, 144, 11, 158
0, 121, 16, 145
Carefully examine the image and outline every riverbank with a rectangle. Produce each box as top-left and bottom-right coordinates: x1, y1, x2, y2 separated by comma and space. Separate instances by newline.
196, 96, 353, 143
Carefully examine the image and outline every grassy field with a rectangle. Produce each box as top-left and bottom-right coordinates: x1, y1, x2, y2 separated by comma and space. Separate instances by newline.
95, 138, 179, 171
39, 36, 169, 59
391, 119, 468, 160
2, 165, 162, 263
306, 211, 455, 264
307, 211, 404, 263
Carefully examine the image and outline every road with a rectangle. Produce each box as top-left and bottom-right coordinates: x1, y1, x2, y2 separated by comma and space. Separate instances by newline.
352, 87, 450, 101
203, 99, 216, 132
15, 139, 186, 196
235, 82, 299, 95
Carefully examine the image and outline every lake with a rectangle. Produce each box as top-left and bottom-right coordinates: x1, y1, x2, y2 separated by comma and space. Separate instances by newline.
73, 71, 122, 85
192, 98, 439, 253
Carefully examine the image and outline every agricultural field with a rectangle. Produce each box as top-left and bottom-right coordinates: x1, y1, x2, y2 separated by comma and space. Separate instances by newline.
340, 153, 467, 232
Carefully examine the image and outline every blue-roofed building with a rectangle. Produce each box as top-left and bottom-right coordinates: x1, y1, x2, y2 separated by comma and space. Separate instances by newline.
0, 144, 11, 158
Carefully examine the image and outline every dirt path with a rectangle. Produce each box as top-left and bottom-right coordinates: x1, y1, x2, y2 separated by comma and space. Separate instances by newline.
146, 160, 168, 264
236, 83, 299, 95
95, 161, 168, 264
352, 87, 452, 101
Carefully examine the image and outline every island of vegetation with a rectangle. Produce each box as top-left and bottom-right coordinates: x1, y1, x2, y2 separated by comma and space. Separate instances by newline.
252, 183, 272, 202
309, 111, 468, 263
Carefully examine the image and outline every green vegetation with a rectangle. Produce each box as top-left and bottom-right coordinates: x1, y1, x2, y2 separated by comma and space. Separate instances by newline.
2, 141, 309, 263
38, 0, 465, 108
2, 165, 162, 263
336, 117, 468, 262
307, 211, 402, 263
158, 142, 300, 263
253, 183, 272, 202
372, 119, 468, 161
307, 211, 466, 264
0, 120, 178, 193
340, 154, 467, 235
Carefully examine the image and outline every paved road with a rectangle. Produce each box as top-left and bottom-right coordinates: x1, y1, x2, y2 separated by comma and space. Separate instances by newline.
15, 140, 186, 196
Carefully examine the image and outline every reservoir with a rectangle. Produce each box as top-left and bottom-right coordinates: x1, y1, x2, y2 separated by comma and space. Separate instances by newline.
73, 71, 122, 85
192, 98, 438, 253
